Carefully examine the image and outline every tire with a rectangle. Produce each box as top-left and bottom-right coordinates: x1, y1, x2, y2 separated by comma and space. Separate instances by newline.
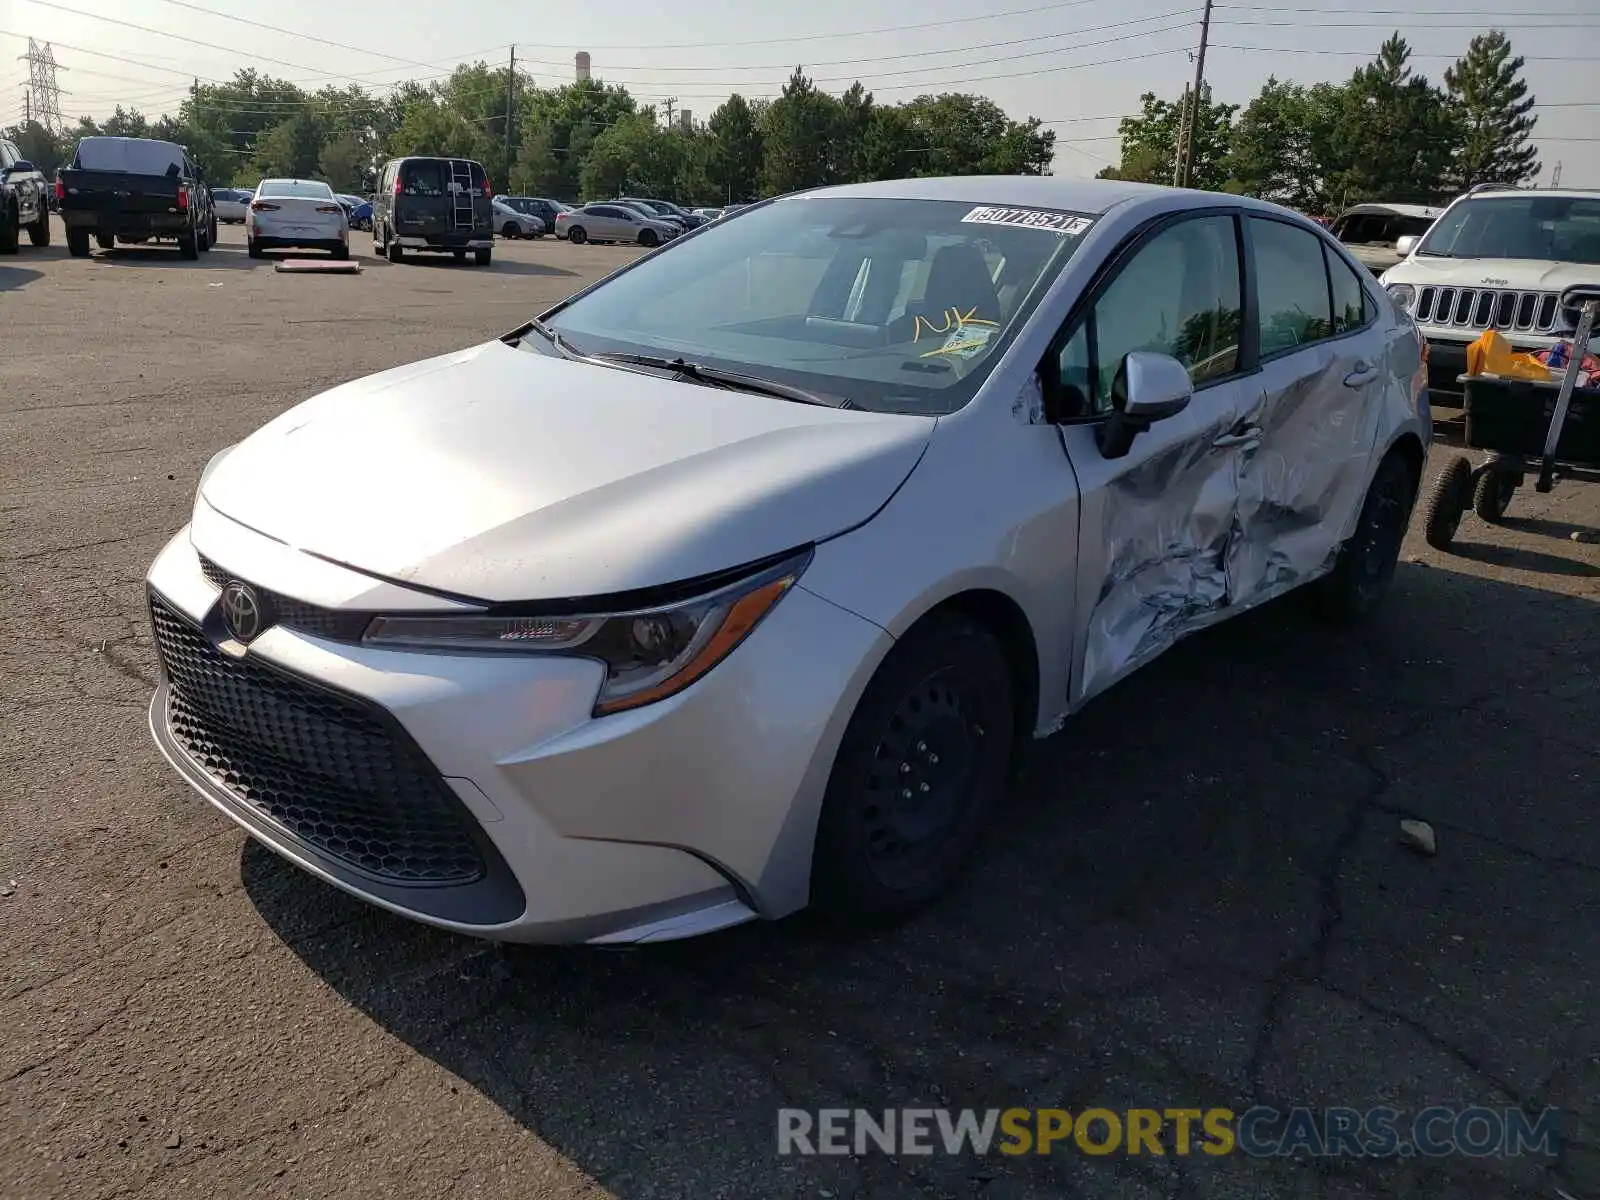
197, 221, 210, 252
474, 248, 491, 266
567, 225, 587, 244
1317, 448, 1416, 621
387, 239, 404, 264
246, 237, 262, 259
178, 229, 199, 260
27, 207, 50, 247
637, 228, 658, 247
1472, 468, 1516, 524
206, 215, 218, 248
67, 226, 90, 257
332, 244, 349, 261
1422, 456, 1472, 552
96, 233, 115, 250
501, 222, 519, 239
0, 203, 17, 255
811, 612, 1015, 923
452, 249, 466, 263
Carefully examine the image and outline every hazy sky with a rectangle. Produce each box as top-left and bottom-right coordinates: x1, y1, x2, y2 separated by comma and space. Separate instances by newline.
3, 0, 1596, 188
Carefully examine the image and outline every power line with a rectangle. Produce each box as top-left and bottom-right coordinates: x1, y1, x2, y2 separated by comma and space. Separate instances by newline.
144, 0, 466, 72
1211, 42, 1591, 60
1217, 16, 1600, 28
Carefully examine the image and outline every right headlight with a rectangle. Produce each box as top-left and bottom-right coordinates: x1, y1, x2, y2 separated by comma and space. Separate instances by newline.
1386, 283, 1416, 310
362, 549, 812, 715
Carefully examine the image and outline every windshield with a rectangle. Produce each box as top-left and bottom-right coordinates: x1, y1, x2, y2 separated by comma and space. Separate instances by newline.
260, 178, 333, 199
1417, 195, 1600, 264
1335, 212, 1435, 245
541, 196, 1094, 415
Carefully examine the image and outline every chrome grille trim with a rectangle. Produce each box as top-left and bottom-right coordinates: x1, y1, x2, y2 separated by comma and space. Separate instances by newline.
1413, 285, 1562, 334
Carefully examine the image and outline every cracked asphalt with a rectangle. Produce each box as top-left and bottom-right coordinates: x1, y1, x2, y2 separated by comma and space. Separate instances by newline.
3, 220, 1599, 1200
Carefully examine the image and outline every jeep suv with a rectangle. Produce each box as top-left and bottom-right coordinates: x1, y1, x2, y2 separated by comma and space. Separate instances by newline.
1380, 187, 1600, 405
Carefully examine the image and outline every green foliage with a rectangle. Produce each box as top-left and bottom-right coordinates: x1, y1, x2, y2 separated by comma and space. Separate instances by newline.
706, 94, 764, 203
319, 133, 369, 193
1097, 87, 1237, 191
1444, 29, 1539, 189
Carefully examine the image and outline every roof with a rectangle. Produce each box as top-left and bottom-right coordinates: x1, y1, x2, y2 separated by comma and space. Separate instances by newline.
788, 175, 1309, 222
1455, 187, 1600, 202
1338, 202, 1442, 219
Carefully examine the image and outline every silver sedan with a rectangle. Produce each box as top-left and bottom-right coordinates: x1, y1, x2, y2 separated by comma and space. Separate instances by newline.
145, 177, 1428, 945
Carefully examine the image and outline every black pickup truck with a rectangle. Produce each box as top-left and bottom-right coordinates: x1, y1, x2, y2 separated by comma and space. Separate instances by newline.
0, 136, 50, 253
57, 136, 217, 260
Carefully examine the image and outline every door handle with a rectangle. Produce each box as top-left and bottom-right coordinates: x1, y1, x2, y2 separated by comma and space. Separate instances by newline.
1212, 420, 1262, 449
1344, 361, 1378, 388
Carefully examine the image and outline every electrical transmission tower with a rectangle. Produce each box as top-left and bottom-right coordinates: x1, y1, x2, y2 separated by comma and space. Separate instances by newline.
20, 38, 67, 135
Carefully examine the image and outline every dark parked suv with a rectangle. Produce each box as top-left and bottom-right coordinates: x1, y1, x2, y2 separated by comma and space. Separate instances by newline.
0, 137, 50, 253
372, 156, 495, 265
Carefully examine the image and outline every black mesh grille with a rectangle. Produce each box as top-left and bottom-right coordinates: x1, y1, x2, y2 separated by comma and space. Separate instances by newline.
197, 555, 370, 641
150, 593, 486, 885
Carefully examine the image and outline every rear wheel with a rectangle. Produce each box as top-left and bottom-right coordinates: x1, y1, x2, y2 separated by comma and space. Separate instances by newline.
246, 237, 262, 259
1422, 456, 1472, 551
637, 228, 658, 247
96, 233, 115, 250
1317, 448, 1416, 622
0, 203, 17, 254
27, 206, 50, 247
567, 225, 587, 244
387, 238, 404, 263
332, 244, 349, 261
811, 613, 1015, 923
67, 226, 90, 257
178, 228, 199, 260
474, 248, 491, 266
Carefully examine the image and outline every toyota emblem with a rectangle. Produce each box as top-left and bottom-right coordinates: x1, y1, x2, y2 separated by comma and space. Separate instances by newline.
220, 581, 264, 642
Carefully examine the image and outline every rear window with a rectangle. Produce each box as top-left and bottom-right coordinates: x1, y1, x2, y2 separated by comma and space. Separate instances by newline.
259, 179, 334, 199
398, 160, 486, 197
73, 137, 185, 177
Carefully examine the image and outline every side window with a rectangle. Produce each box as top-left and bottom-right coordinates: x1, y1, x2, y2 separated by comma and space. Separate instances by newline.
1326, 246, 1369, 335
0, 142, 14, 168
1251, 218, 1334, 356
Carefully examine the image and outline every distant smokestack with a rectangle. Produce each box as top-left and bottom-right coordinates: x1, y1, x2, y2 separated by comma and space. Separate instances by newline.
678, 109, 692, 131
575, 52, 591, 82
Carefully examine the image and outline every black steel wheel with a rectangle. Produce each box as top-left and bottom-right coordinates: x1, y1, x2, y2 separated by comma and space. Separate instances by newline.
1422, 456, 1472, 551
1472, 468, 1516, 524
811, 612, 1015, 922
1318, 448, 1416, 621
567, 225, 587, 244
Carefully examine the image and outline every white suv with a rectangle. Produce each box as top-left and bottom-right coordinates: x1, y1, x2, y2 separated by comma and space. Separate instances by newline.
1379, 186, 1600, 405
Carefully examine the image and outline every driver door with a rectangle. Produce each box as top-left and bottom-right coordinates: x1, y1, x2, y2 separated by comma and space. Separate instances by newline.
1044, 210, 1262, 704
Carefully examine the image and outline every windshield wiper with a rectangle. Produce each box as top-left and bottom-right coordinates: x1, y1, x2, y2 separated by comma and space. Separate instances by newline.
518, 317, 582, 359
582, 350, 850, 408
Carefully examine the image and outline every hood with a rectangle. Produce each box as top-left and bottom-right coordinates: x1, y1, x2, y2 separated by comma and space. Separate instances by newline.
1345, 243, 1402, 272
200, 341, 933, 603
1384, 256, 1600, 293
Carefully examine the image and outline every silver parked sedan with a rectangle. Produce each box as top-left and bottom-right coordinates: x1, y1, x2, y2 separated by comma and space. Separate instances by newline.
145, 177, 1428, 945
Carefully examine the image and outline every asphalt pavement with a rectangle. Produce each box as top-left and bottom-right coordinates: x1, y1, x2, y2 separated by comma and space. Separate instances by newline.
2, 219, 1597, 1200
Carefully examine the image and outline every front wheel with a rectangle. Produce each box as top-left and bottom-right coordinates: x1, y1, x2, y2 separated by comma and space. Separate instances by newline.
637, 228, 658, 247
1317, 449, 1416, 621
96, 233, 115, 250
567, 225, 587, 244
501, 222, 519, 239
1422, 456, 1472, 551
811, 613, 1015, 923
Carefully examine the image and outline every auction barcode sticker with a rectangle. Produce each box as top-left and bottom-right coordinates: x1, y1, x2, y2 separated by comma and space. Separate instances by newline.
961, 206, 1094, 235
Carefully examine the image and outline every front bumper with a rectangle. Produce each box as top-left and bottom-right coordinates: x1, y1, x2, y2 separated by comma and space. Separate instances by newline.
144, 521, 890, 943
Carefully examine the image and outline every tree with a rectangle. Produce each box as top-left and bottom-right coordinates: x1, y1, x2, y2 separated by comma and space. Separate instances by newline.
319, 132, 368, 192
101, 106, 150, 139
1099, 87, 1236, 190
1325, 34, 1460, 206
1226, 79, 1342, 212
857, 106, 919, 181
0, 120, 65, 173
706, 93, 763, 203
1444, 30, 1539, 189
579, 111, 681, 198
900, 93, 1055, 177
509, 128, 563, 196
760, 68, 843, 195
251, 112, 323, 179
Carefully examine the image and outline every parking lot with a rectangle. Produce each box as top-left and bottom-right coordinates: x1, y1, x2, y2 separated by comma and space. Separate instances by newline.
2, 217, 1598, 1199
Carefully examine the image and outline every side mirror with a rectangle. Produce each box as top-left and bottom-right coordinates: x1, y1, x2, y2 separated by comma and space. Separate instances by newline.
1096, 351, 1192, 460
1395, 235, 1419, 257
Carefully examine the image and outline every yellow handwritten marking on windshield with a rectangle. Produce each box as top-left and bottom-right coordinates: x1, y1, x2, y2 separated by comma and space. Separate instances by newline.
921, 338, 991, 359
912, 306, 999, 343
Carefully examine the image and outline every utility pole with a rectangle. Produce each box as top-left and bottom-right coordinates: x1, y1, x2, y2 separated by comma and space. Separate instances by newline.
1178, 0, 1213, 189
503, 45, 516, 183
22, 92, 29, 125
1171, 84, 1191, 187
19, 38, 66, 137
662, 97, 677, 127
1551, 161, 1563, 188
